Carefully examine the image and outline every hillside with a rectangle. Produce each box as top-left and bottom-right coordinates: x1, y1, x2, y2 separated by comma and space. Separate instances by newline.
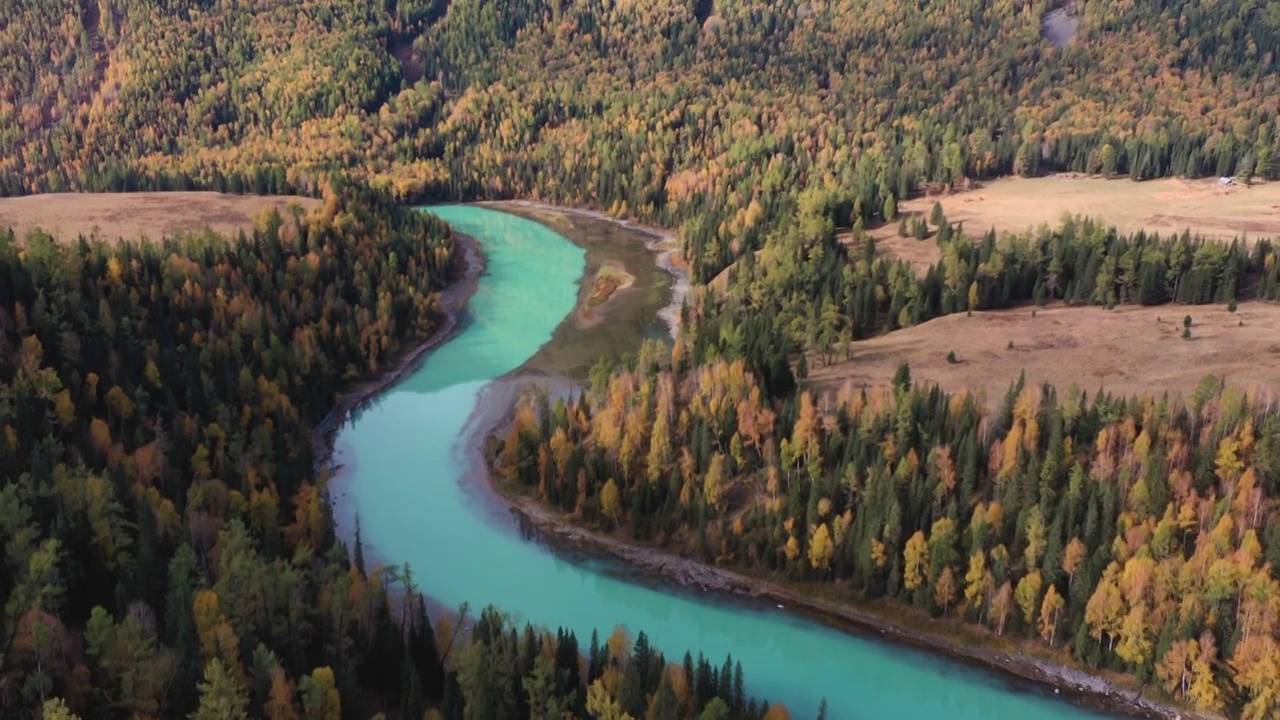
4, 0, 1280, 279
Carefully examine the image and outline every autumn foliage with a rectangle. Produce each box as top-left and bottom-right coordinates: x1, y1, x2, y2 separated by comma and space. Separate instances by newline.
0, 187, 459, 717
498, 338, 1280, 716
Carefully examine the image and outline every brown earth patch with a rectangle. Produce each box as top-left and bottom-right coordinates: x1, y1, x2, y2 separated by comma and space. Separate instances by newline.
900, 175, 1280, 245
579, 261, 637, 329
0, 192, 320, 243
857, 229, 944, 277
847, 175, 1280, 277
808, 303, 1280, 403
484, 202, 677, 378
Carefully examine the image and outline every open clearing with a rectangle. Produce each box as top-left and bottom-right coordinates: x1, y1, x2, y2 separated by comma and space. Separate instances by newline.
808, 303, 1280, 403
0, 192, 319, 243
862, 175, 1280, 275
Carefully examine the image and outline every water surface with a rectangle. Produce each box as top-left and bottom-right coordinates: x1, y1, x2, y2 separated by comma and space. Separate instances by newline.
333, 205, 1114, 720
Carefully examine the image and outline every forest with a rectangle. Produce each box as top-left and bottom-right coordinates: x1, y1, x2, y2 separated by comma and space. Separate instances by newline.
0, 184, 457, 718
0, 186, 790, 720
498, 348, 1280, 719
5, 0, 1280, 717
673, 209, 1278, 402
5, 0, 1280, 280
494, 217, 1280, 719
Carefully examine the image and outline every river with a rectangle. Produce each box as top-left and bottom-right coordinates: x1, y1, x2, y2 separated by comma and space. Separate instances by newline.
331, 205, 1115, 720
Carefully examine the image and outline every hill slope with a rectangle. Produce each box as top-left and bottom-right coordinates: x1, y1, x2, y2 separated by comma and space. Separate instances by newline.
3, 0, 1279, 275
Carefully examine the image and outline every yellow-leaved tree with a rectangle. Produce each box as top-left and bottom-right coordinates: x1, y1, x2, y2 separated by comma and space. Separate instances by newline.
808, 523, 833, 573
600, 478, 623, 526
903, 531, 929, 592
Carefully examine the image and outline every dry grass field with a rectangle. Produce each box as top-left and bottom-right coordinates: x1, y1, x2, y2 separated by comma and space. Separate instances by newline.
0, 192, 319, 243
859, 175, 1280, 275
808, 304, 1280, 403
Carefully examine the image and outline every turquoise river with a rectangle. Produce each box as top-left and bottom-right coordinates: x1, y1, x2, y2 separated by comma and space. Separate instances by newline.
332, 206, 1115, 720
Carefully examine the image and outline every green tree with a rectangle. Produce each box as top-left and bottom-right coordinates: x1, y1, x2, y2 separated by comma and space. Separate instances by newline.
190, 659, 249, 720
930, 202, 945, 227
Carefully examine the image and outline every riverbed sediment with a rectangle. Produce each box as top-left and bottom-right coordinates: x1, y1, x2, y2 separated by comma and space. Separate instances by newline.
492, 200, 690, 341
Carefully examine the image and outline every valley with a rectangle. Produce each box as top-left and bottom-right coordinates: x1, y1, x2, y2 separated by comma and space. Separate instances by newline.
4, 1, 1280, 719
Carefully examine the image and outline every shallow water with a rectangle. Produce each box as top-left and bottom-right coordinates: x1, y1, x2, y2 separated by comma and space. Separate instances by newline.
333, 205, 1114, 719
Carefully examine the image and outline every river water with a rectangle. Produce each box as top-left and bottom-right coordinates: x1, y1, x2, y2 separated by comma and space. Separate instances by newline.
332, 205, 1114, 720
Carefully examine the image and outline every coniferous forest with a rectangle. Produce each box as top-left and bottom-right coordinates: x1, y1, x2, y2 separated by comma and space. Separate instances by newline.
0, 185, 776, 719
4, 0, 1280, 718
494, 214, 1280, 719
5, 0, 1280, 278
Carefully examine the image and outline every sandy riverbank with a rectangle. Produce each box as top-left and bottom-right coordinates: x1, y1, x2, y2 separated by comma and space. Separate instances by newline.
491, 200, 689, 341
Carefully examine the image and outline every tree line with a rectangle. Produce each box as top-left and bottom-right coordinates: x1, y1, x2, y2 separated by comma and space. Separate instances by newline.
678, 210, 1278, 401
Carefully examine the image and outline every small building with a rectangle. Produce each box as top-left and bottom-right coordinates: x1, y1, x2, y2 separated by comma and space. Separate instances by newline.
1218, 176, 1235, 186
